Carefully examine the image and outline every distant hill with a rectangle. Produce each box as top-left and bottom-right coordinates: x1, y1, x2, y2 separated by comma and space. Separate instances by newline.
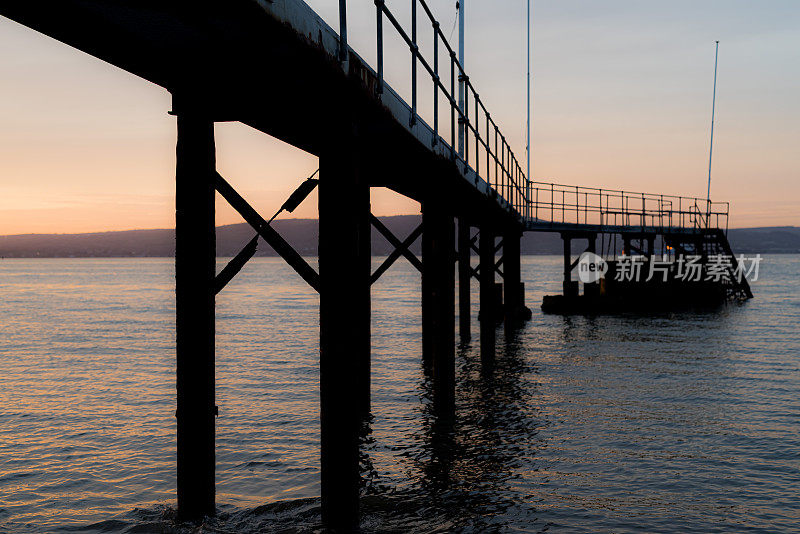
727, 226, 800, 254
0, 216, 422, 258
0, 217, 797, 257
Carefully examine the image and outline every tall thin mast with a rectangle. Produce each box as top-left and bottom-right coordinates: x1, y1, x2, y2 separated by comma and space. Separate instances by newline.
706, 40, 719, 221
526, 0, 531, 219
458, 0, 465, 158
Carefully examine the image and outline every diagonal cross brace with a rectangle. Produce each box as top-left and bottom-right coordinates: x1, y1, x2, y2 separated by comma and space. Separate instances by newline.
214, 171, 321, 292
214, 235, 259, 294
470, 265, 480, 280
568, 244, 600, 272
370, 222, 423, 284
470, 233, 480, 255
370, 214, 423, 284
469, 262, 502, 280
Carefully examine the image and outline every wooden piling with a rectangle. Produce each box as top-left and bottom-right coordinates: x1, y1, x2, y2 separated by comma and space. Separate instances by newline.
174, 110, 216, 520
457, 218, 471, 341
585, 233, 599, 297
422, 205, 456, 411
318, 129, 370, 530
479, 227, 495, 356
562, 234, 576, 297
503, 229, 522, 324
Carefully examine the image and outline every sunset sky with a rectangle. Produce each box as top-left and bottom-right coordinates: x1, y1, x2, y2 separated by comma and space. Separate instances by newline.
0, 0, 798, 235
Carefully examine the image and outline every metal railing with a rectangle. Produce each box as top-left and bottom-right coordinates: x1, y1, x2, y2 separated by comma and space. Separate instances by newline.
338, 2, 726, 234
364, 0, 530, 217
528, 182, 729, 233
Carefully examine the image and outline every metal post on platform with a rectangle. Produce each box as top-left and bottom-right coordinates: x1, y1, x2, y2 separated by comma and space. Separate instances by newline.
422, 204, 455, 412
479, 226, 495, 356
174, 104, 216, 521
318, 125, 370, 530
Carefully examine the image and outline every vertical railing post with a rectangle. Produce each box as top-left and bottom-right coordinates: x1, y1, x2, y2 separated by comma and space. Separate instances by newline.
463, 78, 469, 168
502, 141, 506, 201
494, 124, 500, 188
410, 0, 417, 126
599, 189, 603, 228
432, 22, 439, 146
450, 52, 456, 159
338, 0, 348, 62
500, 140, 505, 201
641, 193, 645, 230
485, 113, 490, 187
474, 95, 479, 177
375, 0, 384, 94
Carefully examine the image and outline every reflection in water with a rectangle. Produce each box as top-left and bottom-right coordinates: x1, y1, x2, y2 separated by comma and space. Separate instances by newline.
1, 256, 799, 532
375, 329, 547, 532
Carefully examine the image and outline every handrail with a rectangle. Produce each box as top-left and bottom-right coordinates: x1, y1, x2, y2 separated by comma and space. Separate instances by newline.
526, 181, 729, 232
371, 0, 530, 217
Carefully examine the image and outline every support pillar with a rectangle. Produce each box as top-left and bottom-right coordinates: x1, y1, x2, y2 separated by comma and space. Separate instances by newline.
479, 226, 495, 356
318, 130, 370, 530
562, 234, 577, 297
457, 218, 471, 342
422, 205, 456, 411
585, 233, 600, 297
503, 228, 523, 324
175, 111, 216, 520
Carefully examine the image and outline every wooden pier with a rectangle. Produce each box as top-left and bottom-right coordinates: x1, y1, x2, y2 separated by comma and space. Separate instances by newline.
0, 0, 750, 530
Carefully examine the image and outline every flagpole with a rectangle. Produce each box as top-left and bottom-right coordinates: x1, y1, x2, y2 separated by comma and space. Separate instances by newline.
526, 0, 531, 219
706, 40, 719, 224
458, 0, 465, 158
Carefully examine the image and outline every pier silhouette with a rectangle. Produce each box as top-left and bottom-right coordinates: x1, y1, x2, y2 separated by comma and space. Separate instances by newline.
0, 0, 751, 529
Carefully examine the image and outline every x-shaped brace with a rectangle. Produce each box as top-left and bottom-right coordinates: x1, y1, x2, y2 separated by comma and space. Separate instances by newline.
214, 172, 321, 294
370, 214, 423, 285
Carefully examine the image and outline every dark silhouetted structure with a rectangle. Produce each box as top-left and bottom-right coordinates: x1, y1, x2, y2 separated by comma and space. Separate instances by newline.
0, 0, 748, 529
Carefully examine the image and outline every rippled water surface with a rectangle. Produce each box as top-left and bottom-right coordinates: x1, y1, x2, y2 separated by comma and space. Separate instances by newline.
1, 255, 798, 533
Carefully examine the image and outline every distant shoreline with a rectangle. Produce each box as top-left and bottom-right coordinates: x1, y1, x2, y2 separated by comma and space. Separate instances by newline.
1, 216, 798, 257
